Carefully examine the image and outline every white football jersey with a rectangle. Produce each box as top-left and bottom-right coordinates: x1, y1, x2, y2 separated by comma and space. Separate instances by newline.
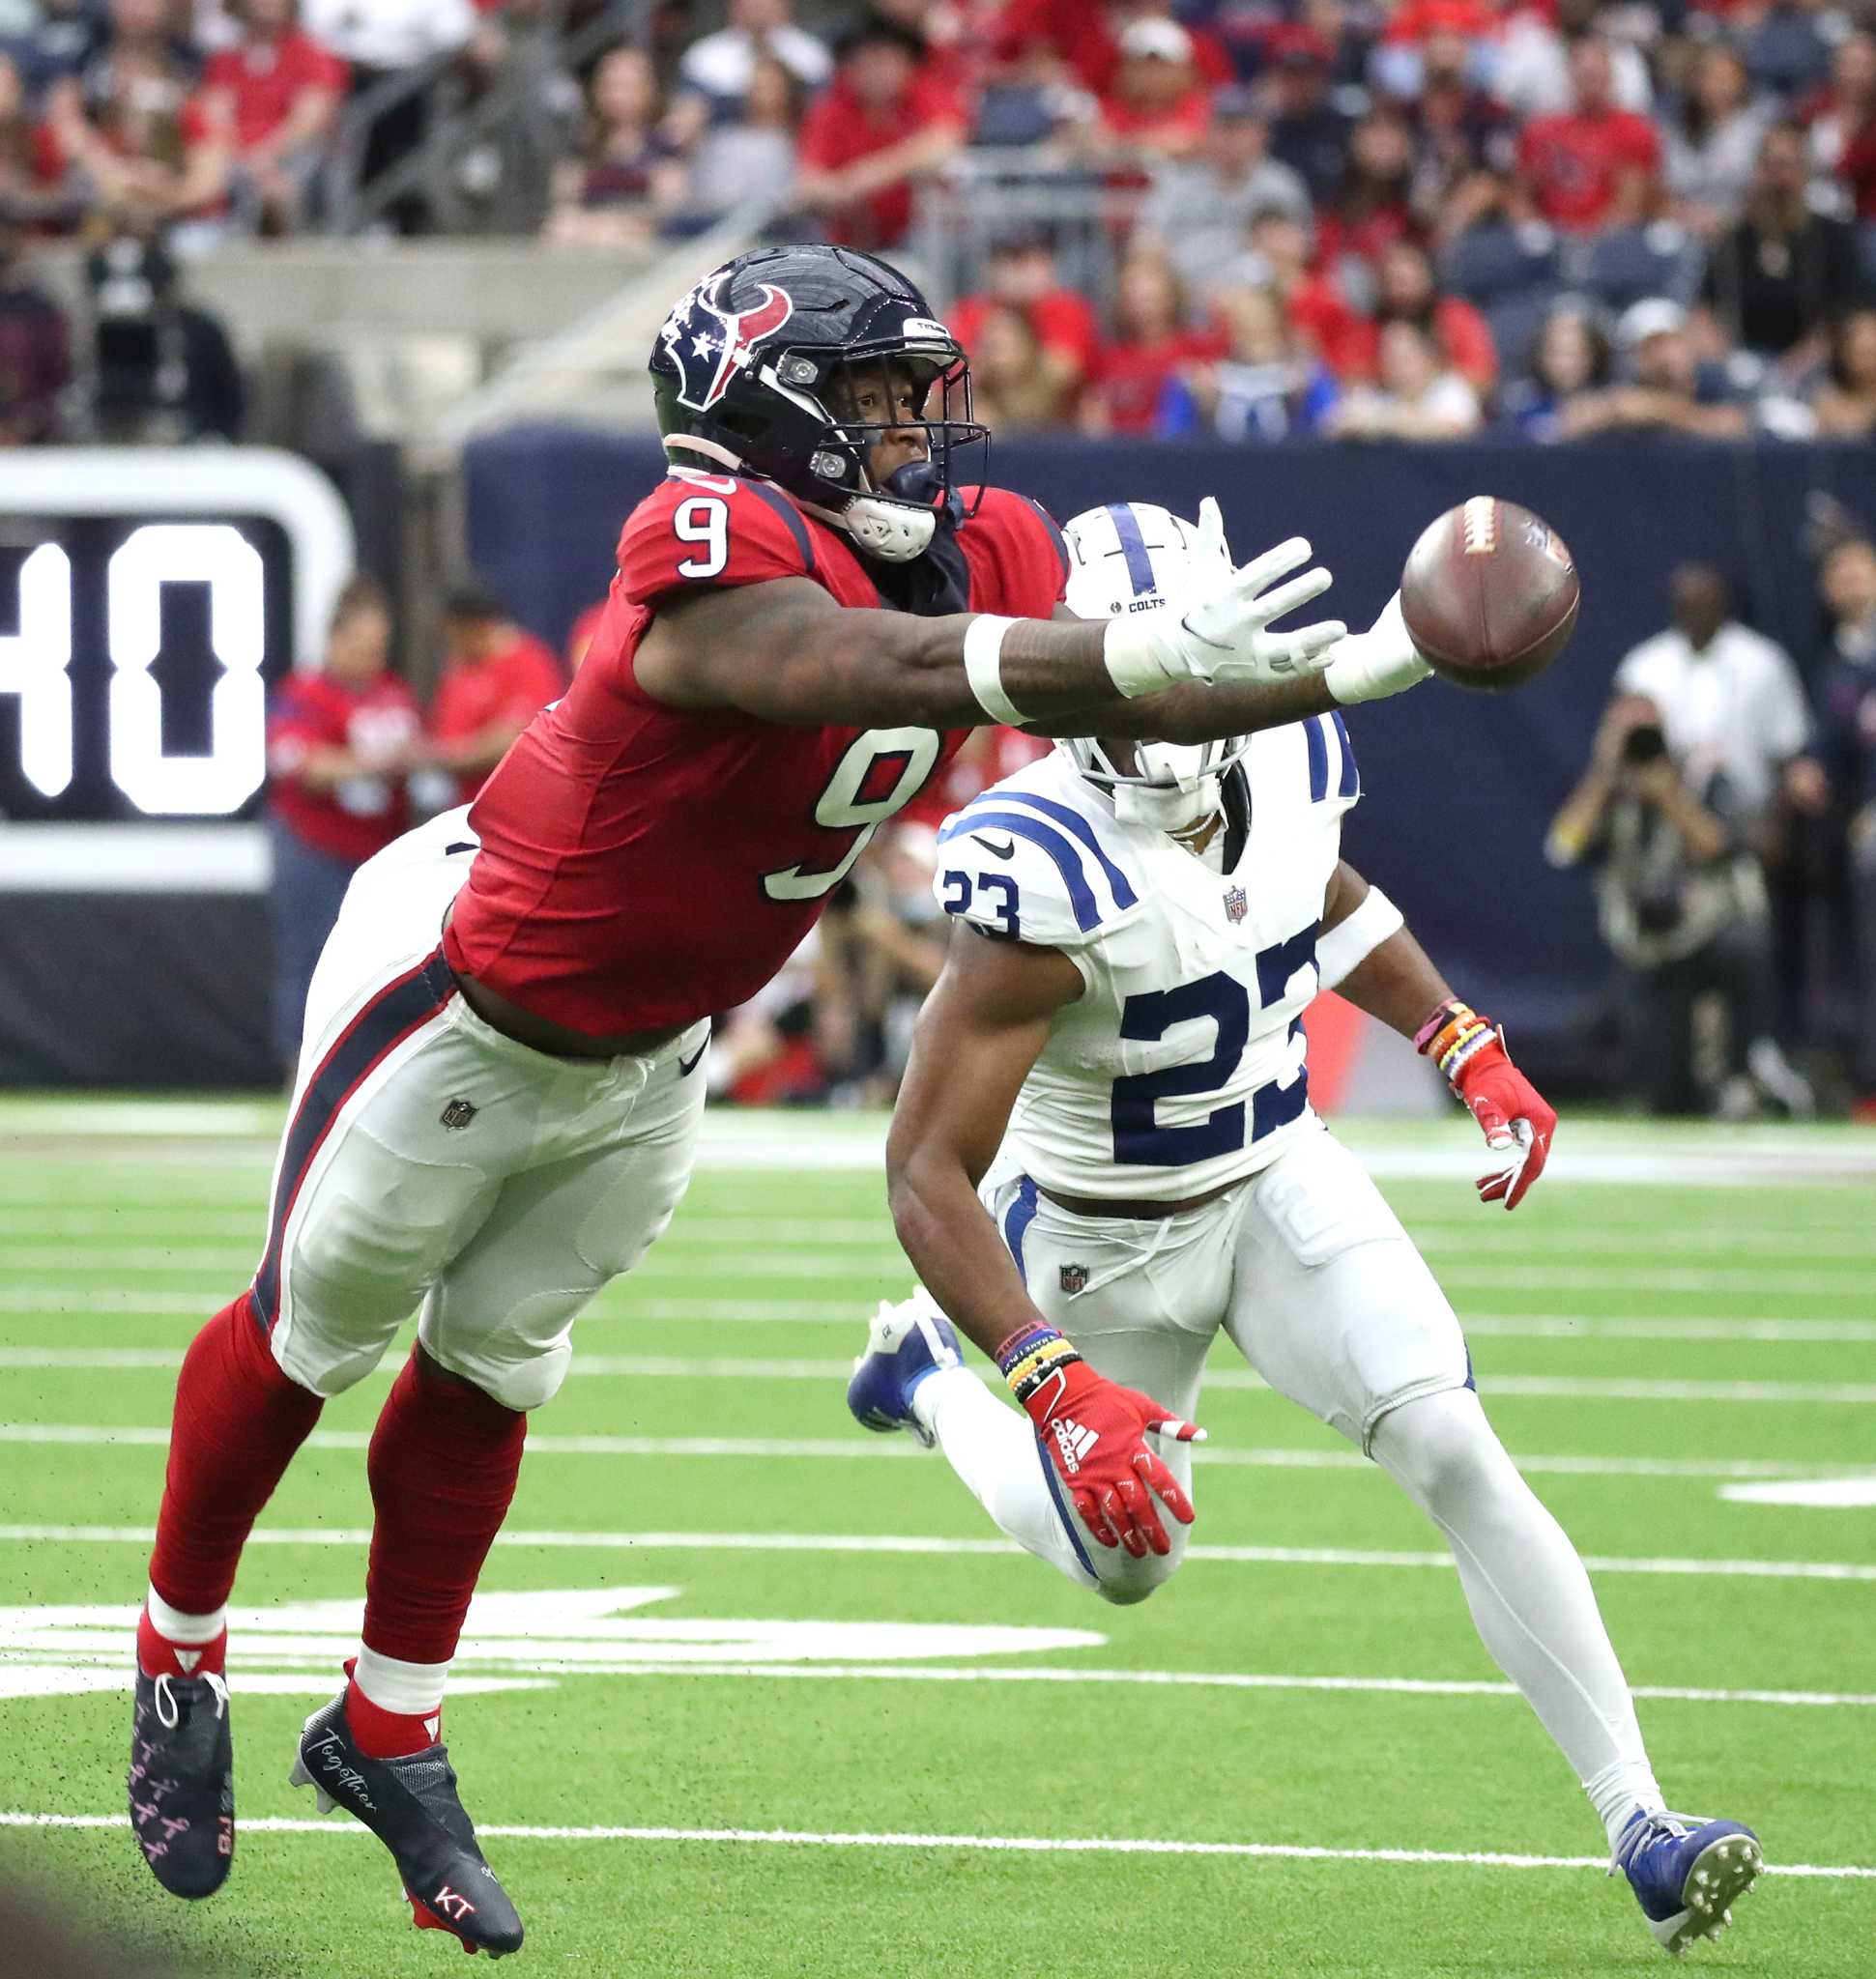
933, 715, 1361, 1202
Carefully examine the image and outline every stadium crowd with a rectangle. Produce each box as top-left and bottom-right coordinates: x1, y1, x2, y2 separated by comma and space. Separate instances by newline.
2, 1, 1875, 444
589, 0, 1876, 446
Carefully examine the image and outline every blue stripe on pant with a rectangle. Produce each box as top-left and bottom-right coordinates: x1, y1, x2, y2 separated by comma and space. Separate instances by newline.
251, 950, 457, 1330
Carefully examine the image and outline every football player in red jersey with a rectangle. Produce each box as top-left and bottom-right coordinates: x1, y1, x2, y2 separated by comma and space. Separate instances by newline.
126, 244, 1431, 1952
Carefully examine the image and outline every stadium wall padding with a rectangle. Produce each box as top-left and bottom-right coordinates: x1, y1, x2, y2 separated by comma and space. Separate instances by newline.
467, 428, 1876, 1043
0, 892, 274, 1087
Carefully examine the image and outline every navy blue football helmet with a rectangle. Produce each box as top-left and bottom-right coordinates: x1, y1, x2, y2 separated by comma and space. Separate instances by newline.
649, 244, 987, 563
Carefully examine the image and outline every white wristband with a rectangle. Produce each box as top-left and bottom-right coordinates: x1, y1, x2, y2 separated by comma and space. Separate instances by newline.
964, 615, 1027, 726
1317, 884, 1404, 990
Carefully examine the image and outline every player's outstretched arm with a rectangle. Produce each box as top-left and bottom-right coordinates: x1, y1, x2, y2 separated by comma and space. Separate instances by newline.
1021, 589, 1432, 743
887, 926, 1202, 1558
1320, 860, 1556, 1210
635, 520, 1345, 731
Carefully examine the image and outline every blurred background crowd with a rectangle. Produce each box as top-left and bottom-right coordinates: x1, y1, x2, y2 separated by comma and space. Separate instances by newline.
1, 0, 1875, 441
0, 0, 1872, 1124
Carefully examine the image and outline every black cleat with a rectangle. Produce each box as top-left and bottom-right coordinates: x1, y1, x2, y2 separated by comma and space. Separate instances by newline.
289, 1688, 524, 1958
129, 1668, 234, 1898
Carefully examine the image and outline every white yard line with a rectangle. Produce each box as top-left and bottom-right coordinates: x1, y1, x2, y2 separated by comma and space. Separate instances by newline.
1, 1384, 1867, 1486
8, 1215, 1875, 1260
1, 1809, 1867, 1878
11, 1647, 1864, 1711
10, 1287, 1876, 1344
1, 1521, 1869, 1582
3, 1245, 1869, 1298
10, 1350, 1874, 1403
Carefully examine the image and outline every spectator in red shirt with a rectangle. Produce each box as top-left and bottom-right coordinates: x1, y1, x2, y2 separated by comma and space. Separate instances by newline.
265, 574, 423, 1072
1806, 33, 1876, 219
794, 17, 965, 251
1082, 251, 1222, 434
200, 0, 346, 234
950, 228, 1101, 412
424, 579, 565, 805
1227, 204, 1375, 379
1517, 37, 1661, 233
1088, 18, 1211, 163
1313, 108, 1419, 272
991, 0, 1230, 99
44, 31, 229, 229
1362, 239, 1498, 390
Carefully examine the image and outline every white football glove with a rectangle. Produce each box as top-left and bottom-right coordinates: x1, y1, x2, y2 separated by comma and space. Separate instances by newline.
1103, 497, 1346, 698
1322, 589, 1433, 705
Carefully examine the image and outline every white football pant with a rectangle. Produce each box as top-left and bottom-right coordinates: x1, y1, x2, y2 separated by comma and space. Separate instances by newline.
255, 808, 707, 1411
913, 1127, 1664, 1845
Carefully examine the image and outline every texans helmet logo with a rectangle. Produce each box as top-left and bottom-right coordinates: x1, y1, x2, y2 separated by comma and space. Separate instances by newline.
660, 274, 796, 412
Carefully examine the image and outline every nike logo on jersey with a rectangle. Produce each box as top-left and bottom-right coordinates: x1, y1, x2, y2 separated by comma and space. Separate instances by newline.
971, 833, 1017, 859
1051, 1417, 1099, 1475
445, 842, 476, 856
678, 1037, 709, 1077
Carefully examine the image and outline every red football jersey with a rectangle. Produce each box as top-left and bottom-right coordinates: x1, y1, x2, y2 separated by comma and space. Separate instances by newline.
267, 671, 423, 865
444, 471, 1070, 1034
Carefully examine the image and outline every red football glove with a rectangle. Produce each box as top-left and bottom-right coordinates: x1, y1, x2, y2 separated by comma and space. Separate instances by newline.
1417, 1000, 1557, 1210
1019, 1357, 1203, 1557
1451, 1033, 1557, 1210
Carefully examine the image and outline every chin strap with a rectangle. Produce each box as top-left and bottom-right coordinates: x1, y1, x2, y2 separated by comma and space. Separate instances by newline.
1113, 774, 1223, 831
842, 495, 938, 562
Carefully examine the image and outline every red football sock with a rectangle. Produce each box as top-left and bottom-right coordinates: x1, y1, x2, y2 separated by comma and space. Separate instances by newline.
361, 1347, 526, 1671
147, 1294, 324, 1618
342, 1655, 441, 1759
136, 1612, 228, 1682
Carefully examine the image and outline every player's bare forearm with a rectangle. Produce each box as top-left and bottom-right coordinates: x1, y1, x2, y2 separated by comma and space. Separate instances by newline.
885, 930, 1081, 1359
1323, 861, 1454, 1037
641, 578, 1138, 727
1018, 671, 1338, 742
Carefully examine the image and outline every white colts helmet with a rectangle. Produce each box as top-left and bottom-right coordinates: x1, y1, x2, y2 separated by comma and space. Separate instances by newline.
1059, 502, 1252, 833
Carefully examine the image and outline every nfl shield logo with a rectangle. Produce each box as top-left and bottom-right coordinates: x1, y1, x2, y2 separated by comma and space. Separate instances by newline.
1059, 1264, 1088, 1296
1224, 886, 1248, 925
440, 1098, 476, 1132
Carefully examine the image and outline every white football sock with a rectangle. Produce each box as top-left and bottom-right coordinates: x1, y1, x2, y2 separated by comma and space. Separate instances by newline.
352, 1643, 450, 1720
911, 1366, 1096, 1592
147, 1583, 226, 1644
1369, 1389, 1665, 1851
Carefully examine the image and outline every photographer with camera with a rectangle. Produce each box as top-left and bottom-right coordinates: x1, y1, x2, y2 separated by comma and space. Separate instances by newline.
1548, 693, 1810, 1116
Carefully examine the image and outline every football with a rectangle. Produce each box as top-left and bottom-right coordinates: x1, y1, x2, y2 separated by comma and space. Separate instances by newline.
1400, 496, 1580, 692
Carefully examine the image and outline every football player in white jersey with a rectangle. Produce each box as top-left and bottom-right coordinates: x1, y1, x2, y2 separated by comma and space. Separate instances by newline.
848, 502, 1761, 1958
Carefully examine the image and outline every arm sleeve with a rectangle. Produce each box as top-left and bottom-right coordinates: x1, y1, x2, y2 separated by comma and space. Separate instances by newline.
616, 474, 817, 609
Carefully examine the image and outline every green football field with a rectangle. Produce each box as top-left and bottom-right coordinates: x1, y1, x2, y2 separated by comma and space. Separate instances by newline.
2, 1098, 1872, 1977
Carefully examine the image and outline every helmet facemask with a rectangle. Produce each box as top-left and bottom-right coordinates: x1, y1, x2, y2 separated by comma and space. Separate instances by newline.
1064, 735, 1250, 834
790, 350, 989, 561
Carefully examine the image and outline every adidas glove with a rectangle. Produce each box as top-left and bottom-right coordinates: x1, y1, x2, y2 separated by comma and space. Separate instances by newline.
999, 1327, 1203, 1557
1103, 498, 1346, 698
1416, 999, 1557, 1211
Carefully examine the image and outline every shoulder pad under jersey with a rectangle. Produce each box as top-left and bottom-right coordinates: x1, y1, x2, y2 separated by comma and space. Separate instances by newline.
933, 781, 1140, 950
616, 470, 820, 608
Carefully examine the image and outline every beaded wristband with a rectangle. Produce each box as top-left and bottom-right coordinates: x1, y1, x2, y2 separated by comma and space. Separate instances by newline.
1413, 997, 1498, 1088
995, 1323, 1082, 1406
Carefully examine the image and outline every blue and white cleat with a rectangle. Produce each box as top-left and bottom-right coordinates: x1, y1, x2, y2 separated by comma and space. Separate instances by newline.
1612, 1808, 1762, 1957
847, 1288, 963, 1448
